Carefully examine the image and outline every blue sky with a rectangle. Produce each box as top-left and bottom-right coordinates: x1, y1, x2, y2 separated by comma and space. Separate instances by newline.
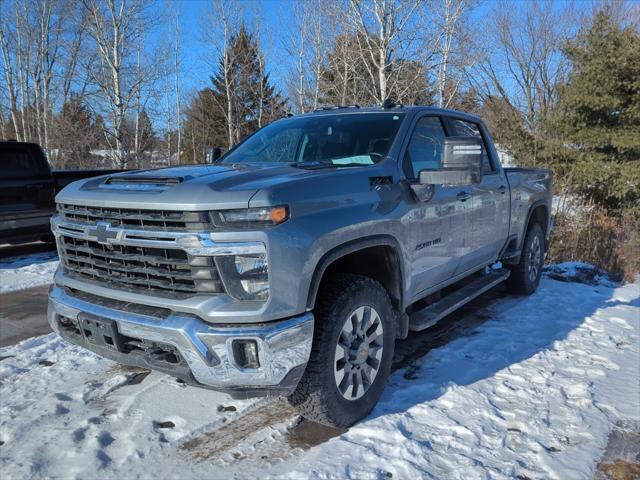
171, 0, 290, 97
159, 0, 592, 112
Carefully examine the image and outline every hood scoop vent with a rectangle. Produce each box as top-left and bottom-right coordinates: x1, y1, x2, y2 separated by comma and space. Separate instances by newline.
101, 175, 185, 191
105, 176, 184, 185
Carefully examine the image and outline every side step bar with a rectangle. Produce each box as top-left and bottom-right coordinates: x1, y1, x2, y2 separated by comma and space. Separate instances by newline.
409, 269, 511, 332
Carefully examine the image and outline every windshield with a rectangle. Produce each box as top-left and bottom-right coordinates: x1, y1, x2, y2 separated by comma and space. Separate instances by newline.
221, 112, 405, 167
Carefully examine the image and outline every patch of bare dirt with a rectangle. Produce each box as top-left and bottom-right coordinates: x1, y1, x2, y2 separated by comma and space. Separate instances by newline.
598, 460, 640, 480
180, 400, 296, 462
596, 421, 640, 480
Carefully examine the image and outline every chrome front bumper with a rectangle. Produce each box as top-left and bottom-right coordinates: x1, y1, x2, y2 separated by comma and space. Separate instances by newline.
48, 286, 314, 396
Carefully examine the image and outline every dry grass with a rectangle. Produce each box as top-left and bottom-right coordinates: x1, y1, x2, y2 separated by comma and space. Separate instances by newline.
548, 202, 639, 282
597, 459, 640, 480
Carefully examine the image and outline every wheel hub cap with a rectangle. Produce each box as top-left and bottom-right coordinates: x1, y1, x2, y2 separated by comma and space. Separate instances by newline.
351, 343, 369, 365
333, 306, 384, 401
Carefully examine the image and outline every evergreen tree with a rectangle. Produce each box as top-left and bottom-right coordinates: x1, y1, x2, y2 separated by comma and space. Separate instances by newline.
137, 109, 155, 155
551, 10, 640, 209
479, 95, 536, 161
53, 96, 104, 168
121, 109, 156, 168
182, 25, 286, 164
183, 87, 227, 164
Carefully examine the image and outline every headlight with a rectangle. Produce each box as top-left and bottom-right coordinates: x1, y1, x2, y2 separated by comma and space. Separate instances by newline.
211, 206, 289, 228
215, 254, 269, 301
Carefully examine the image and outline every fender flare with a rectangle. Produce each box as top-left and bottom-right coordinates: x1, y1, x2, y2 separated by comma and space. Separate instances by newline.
306, 234, 405, 312
521, 200, 551, 251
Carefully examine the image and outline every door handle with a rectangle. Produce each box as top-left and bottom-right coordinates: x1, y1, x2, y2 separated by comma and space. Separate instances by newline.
456, 191, 471, 202
497, 185, 507, 194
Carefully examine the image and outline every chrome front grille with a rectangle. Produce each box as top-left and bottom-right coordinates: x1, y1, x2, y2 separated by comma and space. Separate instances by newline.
57, 204, 213, 232
59, 235, 223, 297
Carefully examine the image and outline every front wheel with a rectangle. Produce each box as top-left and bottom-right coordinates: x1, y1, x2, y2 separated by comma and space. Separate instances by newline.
287, 274, 395, 427
506, 222, 545, 295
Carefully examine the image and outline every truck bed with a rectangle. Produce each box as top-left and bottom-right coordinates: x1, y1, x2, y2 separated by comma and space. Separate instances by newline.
0, 141, 125, 245
504, 167, 553, 255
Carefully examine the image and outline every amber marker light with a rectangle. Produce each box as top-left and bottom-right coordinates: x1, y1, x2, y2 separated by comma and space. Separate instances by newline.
269, 206, 289, 224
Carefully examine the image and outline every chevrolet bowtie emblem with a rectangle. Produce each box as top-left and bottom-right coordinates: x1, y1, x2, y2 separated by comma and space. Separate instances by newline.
91, 221, 119, 244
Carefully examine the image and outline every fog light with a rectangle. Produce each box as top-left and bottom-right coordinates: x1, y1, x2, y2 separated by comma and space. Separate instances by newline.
234, 255, 267, 275
232, 339, 260, 369
215, 254, 269, 301
240, 278, 269, 297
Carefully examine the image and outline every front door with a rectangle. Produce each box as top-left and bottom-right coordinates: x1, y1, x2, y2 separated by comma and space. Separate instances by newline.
402, 115, 467, 300
448, 118, 509, 272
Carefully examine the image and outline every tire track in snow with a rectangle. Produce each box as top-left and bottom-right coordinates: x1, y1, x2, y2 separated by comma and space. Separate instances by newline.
178, 287, 509, 466
180, 399, 297, 462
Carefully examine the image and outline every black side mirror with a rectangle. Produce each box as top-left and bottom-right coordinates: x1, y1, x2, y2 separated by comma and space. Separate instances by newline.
419, 137, 482, 186
205, 147, 222, 164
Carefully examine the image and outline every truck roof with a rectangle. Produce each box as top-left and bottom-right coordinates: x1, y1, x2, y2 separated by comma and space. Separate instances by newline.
295, 105, 484, 124
0, 140, 41, 147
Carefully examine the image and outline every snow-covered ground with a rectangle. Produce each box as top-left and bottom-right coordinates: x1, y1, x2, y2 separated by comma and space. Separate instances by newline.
0, 251, 59, 294
0, 266, 638, 479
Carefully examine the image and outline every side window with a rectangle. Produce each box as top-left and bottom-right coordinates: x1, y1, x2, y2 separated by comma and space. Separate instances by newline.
404, 116, 446, 179
450, 119, 494, 174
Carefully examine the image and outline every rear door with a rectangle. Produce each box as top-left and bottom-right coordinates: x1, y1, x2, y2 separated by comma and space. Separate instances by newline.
448, 118, 509, 272
401, 115, 467, 299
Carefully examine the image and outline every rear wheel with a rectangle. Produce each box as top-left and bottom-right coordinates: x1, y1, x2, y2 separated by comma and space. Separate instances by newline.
506, 222, 544, 295
288, 274, 395, 427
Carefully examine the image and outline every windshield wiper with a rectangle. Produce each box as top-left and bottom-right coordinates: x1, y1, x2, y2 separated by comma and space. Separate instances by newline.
291, 161, 370, 170
290, 161, 337, 169
329, 162, 373, 168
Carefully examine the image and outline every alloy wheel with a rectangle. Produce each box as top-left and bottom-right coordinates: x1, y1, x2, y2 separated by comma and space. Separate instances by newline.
333, 306, 384, 401
528, 235, 542, 283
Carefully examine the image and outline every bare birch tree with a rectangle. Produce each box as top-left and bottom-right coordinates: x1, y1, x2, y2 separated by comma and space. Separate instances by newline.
425, 0, 476, 108
173, 12, 181, 164
81, 0, 155, 168
0, 0, 86, 155
0, 8, 23, 140
200, 0, 245, 148
347, 0, 421, 104
282, 0, 332, 112
470, 0, 574, 130
283, 0, 311, 113
316, 3, 357, 107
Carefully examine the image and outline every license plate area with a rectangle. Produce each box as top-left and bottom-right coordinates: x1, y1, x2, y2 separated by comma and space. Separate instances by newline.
78, 314, 125, 352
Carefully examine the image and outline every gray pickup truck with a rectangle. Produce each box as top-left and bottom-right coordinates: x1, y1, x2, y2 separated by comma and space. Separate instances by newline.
48, 106, 552, 427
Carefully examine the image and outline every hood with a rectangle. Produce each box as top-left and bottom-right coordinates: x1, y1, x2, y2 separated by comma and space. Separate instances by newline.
55, 163, 336, 210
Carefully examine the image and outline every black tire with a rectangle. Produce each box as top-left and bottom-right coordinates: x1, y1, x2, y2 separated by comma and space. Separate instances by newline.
287, 273, 395, 427
506, 222, 544, 295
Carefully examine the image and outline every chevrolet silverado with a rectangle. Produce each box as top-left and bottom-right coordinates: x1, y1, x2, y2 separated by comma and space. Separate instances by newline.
47, 106, 552, 427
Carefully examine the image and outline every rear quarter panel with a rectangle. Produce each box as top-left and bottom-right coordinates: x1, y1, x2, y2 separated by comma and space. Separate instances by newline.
504, 167, 553, 250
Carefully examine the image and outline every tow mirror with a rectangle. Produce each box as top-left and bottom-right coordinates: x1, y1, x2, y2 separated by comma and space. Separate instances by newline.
205, 147, 222, 164
419, 137, 482, 186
